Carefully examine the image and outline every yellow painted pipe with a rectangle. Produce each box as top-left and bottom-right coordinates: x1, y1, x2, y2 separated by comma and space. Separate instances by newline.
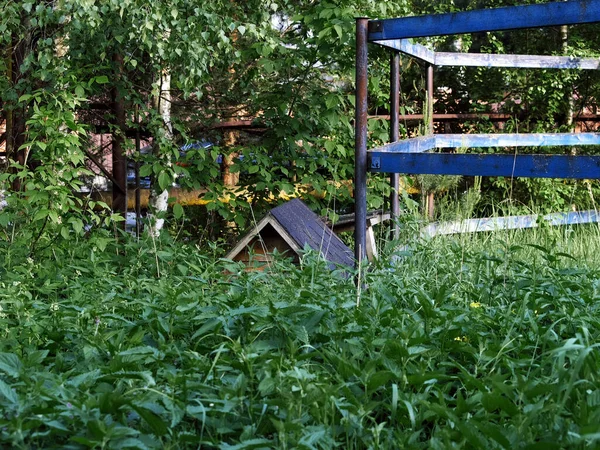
84, 178, 418, 208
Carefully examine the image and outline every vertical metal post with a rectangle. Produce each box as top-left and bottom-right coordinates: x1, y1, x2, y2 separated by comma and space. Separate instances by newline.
112, 53, 127, 225
135, 105, 141, 239
390, 52, 400, 240
427, 64, 434, 135
355, 18, 369, 264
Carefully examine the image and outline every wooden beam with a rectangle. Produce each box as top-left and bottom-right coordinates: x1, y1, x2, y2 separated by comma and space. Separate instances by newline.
368, 0, 600, 40
434, 52, 600, 69
369, 153, 600, 179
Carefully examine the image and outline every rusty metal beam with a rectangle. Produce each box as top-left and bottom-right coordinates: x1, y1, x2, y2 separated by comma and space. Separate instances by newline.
111, 53, 127, 218
390, 52, 400, 240
355, 17, 369, 264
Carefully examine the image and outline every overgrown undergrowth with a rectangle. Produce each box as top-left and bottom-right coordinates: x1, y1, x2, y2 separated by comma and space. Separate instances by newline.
1, 226, 600, 449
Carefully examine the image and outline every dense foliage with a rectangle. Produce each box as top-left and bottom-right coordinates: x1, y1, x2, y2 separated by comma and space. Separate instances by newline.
3, 0, 600, 241
3, 2, 600, 448
1, 226, 600, 448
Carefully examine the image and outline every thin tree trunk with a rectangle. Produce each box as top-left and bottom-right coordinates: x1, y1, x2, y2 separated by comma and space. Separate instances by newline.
427, 192, 435, 220
562, 25, 574, 131
147, 69, 172, 236
222, 130, 239, 187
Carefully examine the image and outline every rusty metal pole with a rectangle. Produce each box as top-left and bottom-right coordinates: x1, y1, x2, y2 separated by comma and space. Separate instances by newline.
135, 105, 141, 239
390, 52, 400, 240
355, 18, 369, 264
427, 64, 434, 135
112, 53, 127, 224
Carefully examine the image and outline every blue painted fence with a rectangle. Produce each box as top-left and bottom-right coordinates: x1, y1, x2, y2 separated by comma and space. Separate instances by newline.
369, 154, 600, 179
368, 0, 600, 40
421, 210, 600, 238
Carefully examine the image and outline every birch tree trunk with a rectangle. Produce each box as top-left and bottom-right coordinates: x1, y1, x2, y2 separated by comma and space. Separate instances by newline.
147, 69, 172, 236
561, 25, 574, 131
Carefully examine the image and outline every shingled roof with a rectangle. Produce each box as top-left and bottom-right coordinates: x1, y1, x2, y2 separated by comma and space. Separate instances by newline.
226, 198, 355, 269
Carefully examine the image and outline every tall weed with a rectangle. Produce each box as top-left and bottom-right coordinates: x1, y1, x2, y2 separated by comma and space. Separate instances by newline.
0, 227, 599, 448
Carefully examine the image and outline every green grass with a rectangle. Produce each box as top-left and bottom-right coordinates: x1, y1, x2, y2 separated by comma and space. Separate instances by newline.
1, 225, 600, 448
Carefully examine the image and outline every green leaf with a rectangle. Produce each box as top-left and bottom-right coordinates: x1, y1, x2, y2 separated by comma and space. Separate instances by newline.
0, 379, 18, 406
95, 75, 109, 84
118, 346, 158, 357
67, 370, 102, 388
112, 438, 150, 450
456, 419, 487, 448
367, 370, 394, 392
26, 350, 49, 366
0, 353, 22, 378
139, 165, 152, 177
173, 203, 184, 219
221, 438, 274, 449
475, 421, 511, 449
45, 420, 70, 432
158, 171, 170, 191
481, 393, 518, 416
130, 404, 168, 436
334, 24, 343, 39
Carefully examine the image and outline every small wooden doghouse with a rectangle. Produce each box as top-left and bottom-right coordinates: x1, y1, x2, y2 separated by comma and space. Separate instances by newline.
227, 198, 354, 269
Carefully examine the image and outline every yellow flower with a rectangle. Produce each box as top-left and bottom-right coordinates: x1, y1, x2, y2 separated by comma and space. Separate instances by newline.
470, 302, 482, 308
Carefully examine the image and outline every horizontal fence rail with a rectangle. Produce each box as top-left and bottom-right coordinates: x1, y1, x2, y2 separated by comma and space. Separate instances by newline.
421, 210, 600, 237
368, 0, 600, 40
356, 1, 600, 263
368, 132, 600, 156
369, 153, 600, 179
374, 39, 600, 70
